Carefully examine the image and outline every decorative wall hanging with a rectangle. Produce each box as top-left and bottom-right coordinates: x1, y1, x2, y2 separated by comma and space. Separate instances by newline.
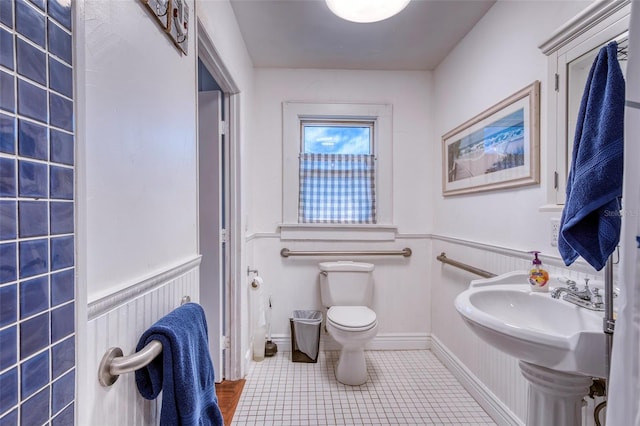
167, 0, 189, 55
140, 0, 169, 31
140, 0, 189, 55
442, 81, 540, 196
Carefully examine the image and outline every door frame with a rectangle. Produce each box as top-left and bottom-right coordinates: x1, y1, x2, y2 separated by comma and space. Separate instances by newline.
196, 19, 243, 380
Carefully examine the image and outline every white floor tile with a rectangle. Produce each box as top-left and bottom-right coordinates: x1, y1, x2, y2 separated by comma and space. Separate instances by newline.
232, 350, 496, 425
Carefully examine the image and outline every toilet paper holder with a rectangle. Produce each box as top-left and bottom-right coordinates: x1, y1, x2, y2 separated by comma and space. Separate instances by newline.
248, 267, 260, 288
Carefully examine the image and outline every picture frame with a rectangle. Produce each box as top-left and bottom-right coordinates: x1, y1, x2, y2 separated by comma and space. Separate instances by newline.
442, 81, 540, 196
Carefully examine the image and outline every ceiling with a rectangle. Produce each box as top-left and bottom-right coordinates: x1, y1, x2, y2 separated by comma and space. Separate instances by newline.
229, 0, 496, 71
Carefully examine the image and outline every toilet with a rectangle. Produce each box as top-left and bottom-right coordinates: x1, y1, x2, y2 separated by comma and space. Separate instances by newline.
319, 261, 378, 386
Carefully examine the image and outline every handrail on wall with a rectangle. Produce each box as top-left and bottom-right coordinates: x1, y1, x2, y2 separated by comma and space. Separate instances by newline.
436, 252, 496, 279
280, 247, 412, 258
97, 295, 191, 387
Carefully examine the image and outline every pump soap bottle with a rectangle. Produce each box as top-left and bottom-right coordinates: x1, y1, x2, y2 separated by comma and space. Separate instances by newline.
528, 251, 549, 292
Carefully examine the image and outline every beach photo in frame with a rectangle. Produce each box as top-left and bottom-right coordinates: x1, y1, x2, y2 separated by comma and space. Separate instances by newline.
442, 81, 540, 196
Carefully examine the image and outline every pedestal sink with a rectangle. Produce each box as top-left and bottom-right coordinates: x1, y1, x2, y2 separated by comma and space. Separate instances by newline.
454, 271, 606, 425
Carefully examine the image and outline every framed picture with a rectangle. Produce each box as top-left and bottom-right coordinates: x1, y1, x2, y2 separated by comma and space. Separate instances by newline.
442, 81, 540, 196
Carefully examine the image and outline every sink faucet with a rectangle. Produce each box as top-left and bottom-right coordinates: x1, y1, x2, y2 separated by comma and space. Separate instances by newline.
550, 278, 578, 298
551, 278, 604, 311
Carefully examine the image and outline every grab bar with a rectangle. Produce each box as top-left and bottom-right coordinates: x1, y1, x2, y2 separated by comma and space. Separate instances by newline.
98, 341, 162, 387
280, 247, 412, 258
436, 252, 496, 279
97, 295, 191, 387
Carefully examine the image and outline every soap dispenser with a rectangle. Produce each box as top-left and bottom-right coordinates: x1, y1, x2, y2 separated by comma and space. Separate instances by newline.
528, 251, 549, 292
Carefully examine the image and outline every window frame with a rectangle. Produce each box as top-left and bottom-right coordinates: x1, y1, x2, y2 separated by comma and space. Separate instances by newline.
281, 101, 394, 240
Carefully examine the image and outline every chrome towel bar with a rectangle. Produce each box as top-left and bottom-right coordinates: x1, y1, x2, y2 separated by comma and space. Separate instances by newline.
97, 295, 191, 387
436, 252, 496, 279
98, 341, 163, 387
280, 247, 412, 258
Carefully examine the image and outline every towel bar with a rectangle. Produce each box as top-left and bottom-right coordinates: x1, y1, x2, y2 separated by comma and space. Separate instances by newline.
97, 295, 191, 387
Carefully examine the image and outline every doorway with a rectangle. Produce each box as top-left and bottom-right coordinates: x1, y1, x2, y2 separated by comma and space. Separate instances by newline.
197, 21, 242, 382
197, 64, 225, 382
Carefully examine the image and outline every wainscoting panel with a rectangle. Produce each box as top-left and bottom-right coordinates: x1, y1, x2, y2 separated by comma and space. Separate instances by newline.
82, 259, 200, 426
430, 236, 607, 425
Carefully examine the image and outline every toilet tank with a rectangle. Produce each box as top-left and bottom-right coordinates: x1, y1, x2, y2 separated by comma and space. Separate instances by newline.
319, 261, 375, 307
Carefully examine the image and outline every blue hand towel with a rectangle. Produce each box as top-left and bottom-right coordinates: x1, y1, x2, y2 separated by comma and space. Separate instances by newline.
135, 303, 224, 426
559, 41, 625, 271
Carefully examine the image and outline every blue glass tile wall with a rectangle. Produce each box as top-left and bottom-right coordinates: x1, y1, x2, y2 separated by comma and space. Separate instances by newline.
0, 0, 75, 424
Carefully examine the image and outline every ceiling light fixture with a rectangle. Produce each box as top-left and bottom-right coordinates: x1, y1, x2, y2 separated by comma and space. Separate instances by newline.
325, 0, 411, 24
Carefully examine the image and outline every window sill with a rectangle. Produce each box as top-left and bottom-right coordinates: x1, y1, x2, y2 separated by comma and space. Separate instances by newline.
279, 224, 398, 241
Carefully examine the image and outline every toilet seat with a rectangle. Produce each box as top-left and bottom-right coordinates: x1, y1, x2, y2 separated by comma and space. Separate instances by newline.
327, 306, 377, 332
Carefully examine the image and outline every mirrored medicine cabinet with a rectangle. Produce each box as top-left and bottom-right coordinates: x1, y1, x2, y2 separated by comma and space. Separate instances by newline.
540, 0, 631, 207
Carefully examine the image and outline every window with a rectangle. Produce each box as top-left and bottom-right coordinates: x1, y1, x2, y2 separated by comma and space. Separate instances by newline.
302, 122, 372, 154
299, 122, 376, 223
282, 102, 394, 239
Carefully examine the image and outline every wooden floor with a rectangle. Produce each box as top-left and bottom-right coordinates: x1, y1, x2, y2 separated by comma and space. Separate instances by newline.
215, 379, 245, 426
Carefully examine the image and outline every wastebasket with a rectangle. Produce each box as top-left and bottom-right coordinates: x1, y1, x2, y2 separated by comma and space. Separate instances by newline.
290, 310, 323, 363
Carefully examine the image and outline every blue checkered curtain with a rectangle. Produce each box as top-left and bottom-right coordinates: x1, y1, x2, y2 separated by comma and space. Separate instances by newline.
299, 153, 376, 223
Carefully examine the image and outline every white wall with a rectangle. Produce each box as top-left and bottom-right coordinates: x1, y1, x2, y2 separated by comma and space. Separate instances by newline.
430, 1, 595, 423
77, 0, 257, 418
432, 0, 591, 250
77, 1, 200, 422
196, 1, 254, 91
248, 69, 433, 345
80, 0, 256, 303
80, 0, 199, 303
249, 68, 433, 234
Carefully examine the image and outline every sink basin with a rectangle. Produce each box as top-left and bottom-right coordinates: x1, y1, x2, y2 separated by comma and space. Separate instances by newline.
454, 272, 606, 378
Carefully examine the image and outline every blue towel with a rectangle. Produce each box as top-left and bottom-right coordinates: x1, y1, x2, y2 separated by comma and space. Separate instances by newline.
135, 303, 224, 426
559, 41, 625, 271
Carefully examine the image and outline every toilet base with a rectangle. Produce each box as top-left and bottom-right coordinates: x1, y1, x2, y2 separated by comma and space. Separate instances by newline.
326, 319, 377, 386
335, 348, 367, 386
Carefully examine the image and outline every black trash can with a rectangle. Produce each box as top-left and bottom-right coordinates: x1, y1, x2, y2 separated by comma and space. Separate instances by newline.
289, 310, 323, 363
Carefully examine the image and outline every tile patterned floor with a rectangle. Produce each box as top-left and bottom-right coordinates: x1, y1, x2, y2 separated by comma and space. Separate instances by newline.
232, 350, 496, 425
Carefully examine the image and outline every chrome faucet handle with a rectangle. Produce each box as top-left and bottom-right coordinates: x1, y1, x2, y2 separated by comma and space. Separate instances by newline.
591, 288, 603, 306
559, 277, 578, 290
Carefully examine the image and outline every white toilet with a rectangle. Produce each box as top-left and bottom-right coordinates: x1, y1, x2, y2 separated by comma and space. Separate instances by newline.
319, 261, 378, 386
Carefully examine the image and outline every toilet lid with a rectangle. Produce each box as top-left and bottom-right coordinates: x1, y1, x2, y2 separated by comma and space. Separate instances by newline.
327, 306, 377, 331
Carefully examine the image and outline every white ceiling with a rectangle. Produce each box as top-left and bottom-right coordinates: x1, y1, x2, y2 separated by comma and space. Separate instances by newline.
229, 0, 496, 71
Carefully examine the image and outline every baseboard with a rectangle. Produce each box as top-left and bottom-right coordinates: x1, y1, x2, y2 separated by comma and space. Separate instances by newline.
366, 332, 431, 350
268, 332, 430, 352
430, 336, 523, 426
